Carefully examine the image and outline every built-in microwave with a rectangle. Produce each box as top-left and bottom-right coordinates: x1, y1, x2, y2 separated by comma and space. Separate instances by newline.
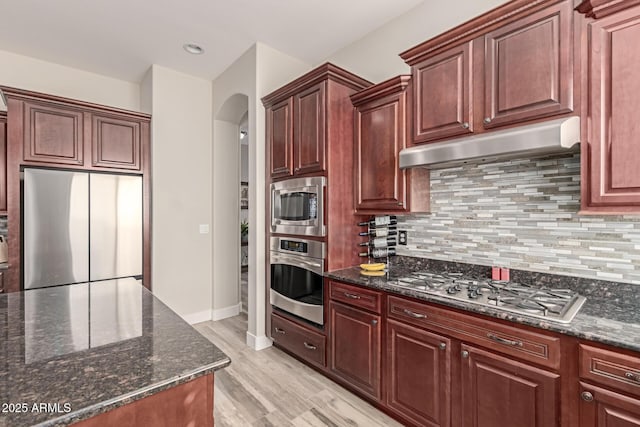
271, 176, 325, 237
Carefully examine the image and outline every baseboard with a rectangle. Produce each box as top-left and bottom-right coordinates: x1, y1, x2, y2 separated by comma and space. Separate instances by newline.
211, 303, 242, 321
181, 309, 212, 325
246, 331, 273, 351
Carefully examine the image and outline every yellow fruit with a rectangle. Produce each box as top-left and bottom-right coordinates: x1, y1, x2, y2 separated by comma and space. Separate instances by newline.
360, 263, 386, 271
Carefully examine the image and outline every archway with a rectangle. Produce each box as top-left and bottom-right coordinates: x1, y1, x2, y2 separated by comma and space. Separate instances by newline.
212, 94, 249, 328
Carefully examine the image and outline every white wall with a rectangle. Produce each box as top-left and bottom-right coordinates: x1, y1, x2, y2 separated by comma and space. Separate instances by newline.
145, 64, 213, 323
325, 0, 510, 83
212, 43, 309, 349
0, 49, 140, 111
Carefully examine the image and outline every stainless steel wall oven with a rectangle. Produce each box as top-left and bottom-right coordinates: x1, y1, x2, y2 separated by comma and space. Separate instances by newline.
270, 236, 325, 325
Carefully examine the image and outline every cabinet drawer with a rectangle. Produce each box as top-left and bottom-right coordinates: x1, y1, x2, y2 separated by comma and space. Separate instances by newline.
329, 281, 382, 314
580, 344, 640, 397
388, 295, 561, 369
271, 313, 326, 369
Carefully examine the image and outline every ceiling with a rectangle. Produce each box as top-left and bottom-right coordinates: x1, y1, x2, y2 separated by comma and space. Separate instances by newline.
0, 0, 424, 83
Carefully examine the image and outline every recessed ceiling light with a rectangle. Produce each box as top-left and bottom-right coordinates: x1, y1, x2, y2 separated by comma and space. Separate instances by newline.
183, 43, 205, 55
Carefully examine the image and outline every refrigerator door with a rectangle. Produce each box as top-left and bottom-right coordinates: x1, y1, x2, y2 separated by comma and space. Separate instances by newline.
89, 173, 142, 281
24, 169, 90, 289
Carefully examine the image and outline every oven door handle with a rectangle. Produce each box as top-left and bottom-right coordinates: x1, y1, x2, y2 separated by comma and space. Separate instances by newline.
270, 253, 324, 276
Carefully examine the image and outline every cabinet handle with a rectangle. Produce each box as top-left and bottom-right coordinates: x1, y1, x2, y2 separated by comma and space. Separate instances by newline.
274, 327, 286, 335
625, 372, 640, 382
487, 333, 523, 348
372, 319, 378, 325
294, 167, 300, 172
439, 343, 447, 350
581, 391, 594, 402
398, 202, 404, 206
483, 117, 492, 124
461, 350, 469, 358
344, 292, 361, 300
303, 342, 317, 350
462, 122, 469, 129
402, 308, 427, 319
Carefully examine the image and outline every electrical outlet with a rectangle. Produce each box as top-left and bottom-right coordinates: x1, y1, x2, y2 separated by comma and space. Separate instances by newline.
398, 230, 407, 245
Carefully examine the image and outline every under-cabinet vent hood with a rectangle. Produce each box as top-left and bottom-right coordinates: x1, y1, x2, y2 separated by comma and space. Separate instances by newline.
399, 116, 580, 170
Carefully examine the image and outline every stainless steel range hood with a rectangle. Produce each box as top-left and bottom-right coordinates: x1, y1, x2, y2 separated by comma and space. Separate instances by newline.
399, 116, 580, 170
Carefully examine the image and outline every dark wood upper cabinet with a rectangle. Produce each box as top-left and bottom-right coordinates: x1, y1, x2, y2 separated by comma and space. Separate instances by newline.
461, 343, 560, 427
412, 41, 473, 143
387, 318, 451, 427
267, 98, 294, 179
352, 76, 409, 213
22, 100, 85, 166
92, 112, 141, 171
401, 0, 575, 144
0, 113, 6, 213
1, 86, 151, 293
263, 63, 371, 182
579, 4, 640, 212
483, 1, 573, 128
351, 76, 430, 214
329, 300, 381, 401
294, 82, 325, 175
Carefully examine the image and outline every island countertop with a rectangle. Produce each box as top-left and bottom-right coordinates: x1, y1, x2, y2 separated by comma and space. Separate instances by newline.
0, 278, 230, 427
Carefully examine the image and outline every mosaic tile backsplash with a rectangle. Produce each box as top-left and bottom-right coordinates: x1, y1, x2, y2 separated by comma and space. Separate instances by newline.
397, 153, 640, 285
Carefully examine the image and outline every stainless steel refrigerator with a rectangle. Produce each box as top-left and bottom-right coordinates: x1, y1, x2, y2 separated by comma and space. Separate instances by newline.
23, 168, 143, 289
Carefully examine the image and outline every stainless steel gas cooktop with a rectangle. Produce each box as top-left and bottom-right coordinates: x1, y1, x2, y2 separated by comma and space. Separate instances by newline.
393, 272, 586, 323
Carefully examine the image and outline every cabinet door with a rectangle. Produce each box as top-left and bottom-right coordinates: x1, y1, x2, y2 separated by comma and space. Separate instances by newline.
294, 82, 325, 175
22, 100, 85, 166
461, 344, 560, 427
387, 319, 451, 427
584, 6, 640, 209
483, 1, 573, 128
0, 114, 6, 212
329, 301, 381, 400
580, 383, 640, 427
355, 91, 407, 212
412, 41, 473, 143
268, 98, 294, 179
92, 113, 141, 171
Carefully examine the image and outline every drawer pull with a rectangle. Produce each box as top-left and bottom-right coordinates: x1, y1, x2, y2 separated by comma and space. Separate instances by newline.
274, 327, 286, 335
625, 372, 640, 382
487, 333, 523, 347
581, 391, 594, 402
344, 292, 361, 300
461, 350, 469, 358
403, 308, 427, 319
303, 342, 317, 350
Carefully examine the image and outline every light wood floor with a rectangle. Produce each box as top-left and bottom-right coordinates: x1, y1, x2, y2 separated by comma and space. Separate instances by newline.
194, 314, 403, 427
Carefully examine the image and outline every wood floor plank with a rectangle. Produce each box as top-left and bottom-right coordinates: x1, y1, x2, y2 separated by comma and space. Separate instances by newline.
195, 315, 401, 427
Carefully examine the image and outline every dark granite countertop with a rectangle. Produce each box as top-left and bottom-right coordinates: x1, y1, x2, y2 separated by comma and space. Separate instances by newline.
326, 256, 640, 353
0, 278, 230, 427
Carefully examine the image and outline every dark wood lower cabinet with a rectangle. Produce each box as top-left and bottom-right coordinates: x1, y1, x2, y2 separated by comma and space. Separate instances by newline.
580, 382, 640, 427
329, 300, 381, 400
460, 343, 560, 427
386, 319, 451, 427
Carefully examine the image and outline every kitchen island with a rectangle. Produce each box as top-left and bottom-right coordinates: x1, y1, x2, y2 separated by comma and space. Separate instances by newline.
0, 278, 230, 427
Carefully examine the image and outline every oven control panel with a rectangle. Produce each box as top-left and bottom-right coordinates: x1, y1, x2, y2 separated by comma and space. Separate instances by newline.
280, 240, 308, 253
